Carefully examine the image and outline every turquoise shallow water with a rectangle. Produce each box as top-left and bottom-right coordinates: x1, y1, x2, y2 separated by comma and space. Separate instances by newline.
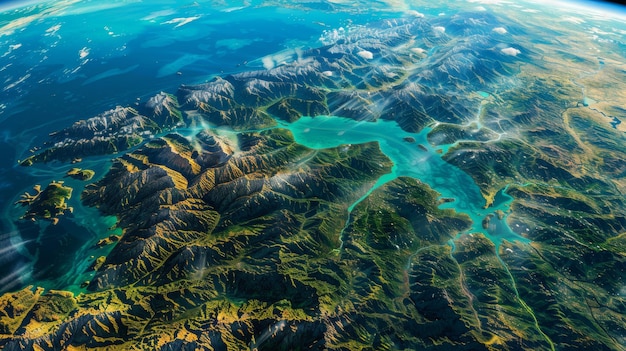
1, 156, 121, 294
0, 1, 397, 293
1, 1, 625, 349
281, 116, 530, 250
0, 0, 537, 294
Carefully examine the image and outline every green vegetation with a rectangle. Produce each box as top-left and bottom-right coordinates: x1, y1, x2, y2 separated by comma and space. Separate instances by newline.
66, 168, 95, 181
15, 181, 73, 225
3, 6, 626, 351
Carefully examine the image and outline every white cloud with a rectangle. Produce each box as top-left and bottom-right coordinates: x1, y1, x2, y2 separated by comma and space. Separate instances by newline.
561, 16, 585, 24
590, 27, 611, 35
141, 9, 176, 21
492, 27, 507, 34
433, 26, 446, 33
79, 47, 90, 59
262, 56, 275, 70
501, 47, 521, 56
406, 10, 425, 17
162, 16, 200, 28
357, 50, 374, 59
45, 24, 61, 36
467, 0, 506, 4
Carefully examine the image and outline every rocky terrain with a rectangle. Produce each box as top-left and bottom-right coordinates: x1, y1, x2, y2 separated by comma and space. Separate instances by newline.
14, 181, 73, 225
19, 12, 528, 166
3, 8, 626, 351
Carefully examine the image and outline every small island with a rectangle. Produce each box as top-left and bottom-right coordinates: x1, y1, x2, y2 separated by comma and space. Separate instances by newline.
495, 209, 505, 220
65, 168, 95, 181
2, 4, 625, 351
15, 181, 73, 225
482, 213, 494, 229
96, 235, 121, 247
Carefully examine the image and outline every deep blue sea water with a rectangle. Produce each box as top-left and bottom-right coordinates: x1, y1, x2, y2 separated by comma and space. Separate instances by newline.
0, 0, 622, 295
0, 0, 423, 293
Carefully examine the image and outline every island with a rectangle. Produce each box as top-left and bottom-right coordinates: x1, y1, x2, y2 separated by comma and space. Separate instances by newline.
65, 168, 95, 181
2, 7, 625, 351
14, 181, 73, 225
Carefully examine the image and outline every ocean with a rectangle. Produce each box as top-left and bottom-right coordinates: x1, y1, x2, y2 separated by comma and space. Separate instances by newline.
0, 0, 424, 293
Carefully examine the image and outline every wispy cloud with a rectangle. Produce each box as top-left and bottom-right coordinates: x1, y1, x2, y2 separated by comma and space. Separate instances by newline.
501, 47, 521, 56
